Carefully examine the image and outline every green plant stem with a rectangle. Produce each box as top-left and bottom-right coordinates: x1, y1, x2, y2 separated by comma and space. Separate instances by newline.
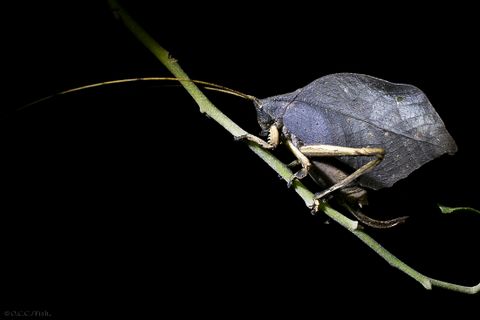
439, 205, 480, 216
107, 0, 479, 294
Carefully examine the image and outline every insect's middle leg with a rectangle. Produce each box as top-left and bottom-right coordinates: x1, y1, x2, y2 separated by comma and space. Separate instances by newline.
299, 144, 385, 200
285, 140, 312, 184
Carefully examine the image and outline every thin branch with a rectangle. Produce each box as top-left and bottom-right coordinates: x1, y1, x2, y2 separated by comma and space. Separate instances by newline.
107, 0, 479, 294
106, 0, 316, 211
352, 229, 432, 289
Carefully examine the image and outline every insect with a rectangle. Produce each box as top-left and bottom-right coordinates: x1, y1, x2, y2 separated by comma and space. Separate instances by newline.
241, 73, 457, 227
21, 73, 457, 228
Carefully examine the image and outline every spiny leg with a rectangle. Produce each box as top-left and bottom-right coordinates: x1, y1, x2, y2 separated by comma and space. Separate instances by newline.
299, 144, 385, 200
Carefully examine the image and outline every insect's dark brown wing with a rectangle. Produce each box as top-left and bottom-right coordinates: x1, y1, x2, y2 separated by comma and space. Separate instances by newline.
262, 73, 457, 190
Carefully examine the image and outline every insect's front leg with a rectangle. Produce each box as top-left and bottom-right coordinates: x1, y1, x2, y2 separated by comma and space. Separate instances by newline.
235, 125, 280, 149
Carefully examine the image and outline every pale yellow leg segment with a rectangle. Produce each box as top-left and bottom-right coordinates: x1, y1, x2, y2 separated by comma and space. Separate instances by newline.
299, 144, 385, 200
300, 145, 384, 157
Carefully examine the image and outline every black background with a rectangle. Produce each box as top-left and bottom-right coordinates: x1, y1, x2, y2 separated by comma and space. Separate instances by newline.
2, 1, 479, 316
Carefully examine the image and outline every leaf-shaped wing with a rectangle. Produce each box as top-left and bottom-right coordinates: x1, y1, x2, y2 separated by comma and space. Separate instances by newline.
260, 73, 457, 189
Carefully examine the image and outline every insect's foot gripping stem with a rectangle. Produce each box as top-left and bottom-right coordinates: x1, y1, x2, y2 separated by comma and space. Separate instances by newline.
310, 198, 323, 214
287, 166, 310, 188
235, 125, 280, 150
294, 166, 309, 180
235, 133, 275, 150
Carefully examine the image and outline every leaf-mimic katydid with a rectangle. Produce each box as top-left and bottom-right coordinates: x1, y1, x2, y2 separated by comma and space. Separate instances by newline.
20, 73, 457, 228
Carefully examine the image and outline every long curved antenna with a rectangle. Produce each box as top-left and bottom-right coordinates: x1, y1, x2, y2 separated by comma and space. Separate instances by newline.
19, 77, 256, 111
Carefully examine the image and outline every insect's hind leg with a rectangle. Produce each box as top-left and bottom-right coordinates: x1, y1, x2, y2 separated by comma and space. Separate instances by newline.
345, 204, 408, 229
299, 144, 385, 200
